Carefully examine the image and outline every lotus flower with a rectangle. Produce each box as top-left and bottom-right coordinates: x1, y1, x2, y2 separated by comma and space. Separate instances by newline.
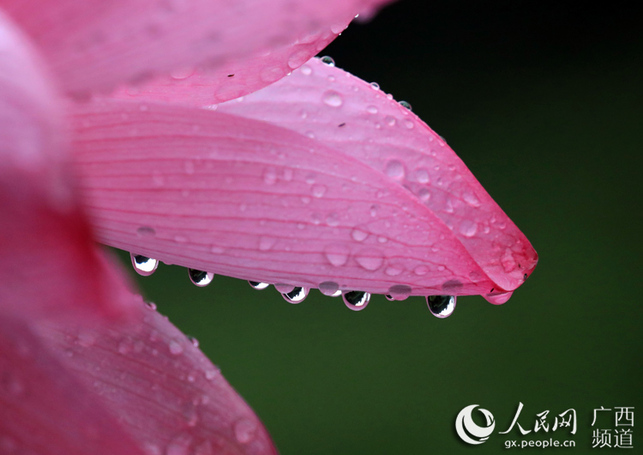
0, 0, 537, 453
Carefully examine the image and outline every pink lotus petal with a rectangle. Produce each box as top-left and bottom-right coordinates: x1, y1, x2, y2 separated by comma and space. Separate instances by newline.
0, 0, 390, 96
33, 295, 278, 455
0, 11, 133, 320
0, 314, 146, 455
70, 99, 527, 297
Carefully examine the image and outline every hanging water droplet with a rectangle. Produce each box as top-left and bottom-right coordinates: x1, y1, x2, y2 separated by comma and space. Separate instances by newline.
322, 90, 343, 107
426, 295, 456, 318
131, 253, 158, 276
483, 291, 513, 305
282, 286, 309, 304
387, 284, 412, 300
188, 269, 214, 287
274, 283, 295, 293
249, 281, 269, 290
343, 291, 370, 311
319, 281, 341, 296
320, 56, 335, 66
399, 100, 412, 110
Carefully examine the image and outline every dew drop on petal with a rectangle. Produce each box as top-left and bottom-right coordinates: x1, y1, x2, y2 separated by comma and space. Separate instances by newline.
399, 100, 412, 111
484, 291, 513, 305
385, 160, 405, 180
319, 281, 341, 296
299, 64, 312, 75
355, 251, 384, 271
187, 336, 199, 348
312, 185, 327, 198
136, 226, 156, 237
145, 301, 157, 311
233, 418, 257, 444
131, 254, 158, 276
426, 295, 456, 318
324, 245, 349, 267
459, 220, 478, 238
282, 287, 309, 304
258, 236, 276, 251
169, 340, 184, 356
343, 291, 370, 311
366, 105, 378, 114
351, 228, 368, 242
370, 82, 380, 90
188, 269, 214, 287
249, 281, 269, 290
274, 283, 295, 293
320, 56, 335, 66
387, 284, 412, 301
322, 90, 343, 107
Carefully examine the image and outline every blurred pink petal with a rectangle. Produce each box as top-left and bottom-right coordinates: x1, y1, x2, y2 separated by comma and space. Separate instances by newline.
0, 315, 145, 455
70, 96, 534, 297
0, 0, 390, 96
34, 295, 278, 455
0, 10, 133, 320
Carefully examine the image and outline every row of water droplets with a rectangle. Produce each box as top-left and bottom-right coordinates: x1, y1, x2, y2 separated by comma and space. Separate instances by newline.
130, 253, 456, 318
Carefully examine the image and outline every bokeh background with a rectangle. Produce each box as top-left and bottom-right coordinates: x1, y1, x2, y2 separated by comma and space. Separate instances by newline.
116, 1, 642, 453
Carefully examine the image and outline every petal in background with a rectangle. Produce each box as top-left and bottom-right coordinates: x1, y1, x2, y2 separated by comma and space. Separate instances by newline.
70, 99, 530, 298
0, 0, 392, 96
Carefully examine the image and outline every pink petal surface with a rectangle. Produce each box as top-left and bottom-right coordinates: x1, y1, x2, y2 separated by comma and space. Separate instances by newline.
70, 99, 528, 297
0, 315, 146, 455
110, 57, 538, 297
0, 0, 390, 96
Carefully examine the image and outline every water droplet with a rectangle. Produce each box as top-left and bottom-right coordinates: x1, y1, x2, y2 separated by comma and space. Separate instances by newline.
366, 105, 378, 114
324, 245, 349, 267
414, 265, 429, 276
463, 191, 481, 207
136, 226, 156, 237
282, 287, 309, 304
385, 160, 405, 180
188, 269, 214, 287
322, 90, 343, 107
387, 284, 412, 300
355, 251, 384, 271
258, 236, 276, 251
399, 100, 412, 110
274, 283, 295, 293
418, 188, 431, 202
501, 248, 517, 272
319, 281, 341, 296
145, 301, 157, 310
188, 336, 199, 347
131, 253, 158, 276
459, 220, 478, 237
312, 185, 327, 198
326, 213, 340, 227
385, 266, 404, 276
484, 291, 513, 305
370, 82, 380, 90
299, 64, 312, 75
233, 418, 257, 444
426, 295, 456, 318
263, 167, 277, 185
170, 66, 195, 80
320, 56, 335, 66
414, 168, 430, 184
249, 281, 269, 290
204, 367, 219, 380
384, 116, 396, 127
404, 119, 414, 129
351, 228, 368, 242
343, 291, 370, 311
169, 340, 184, 356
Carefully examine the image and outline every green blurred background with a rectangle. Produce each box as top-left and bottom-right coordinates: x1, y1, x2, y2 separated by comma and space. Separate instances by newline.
117, 1, 642, 453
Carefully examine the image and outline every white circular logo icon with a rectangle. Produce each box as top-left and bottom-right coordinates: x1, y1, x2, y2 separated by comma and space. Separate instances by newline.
455, 404, 496, 445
